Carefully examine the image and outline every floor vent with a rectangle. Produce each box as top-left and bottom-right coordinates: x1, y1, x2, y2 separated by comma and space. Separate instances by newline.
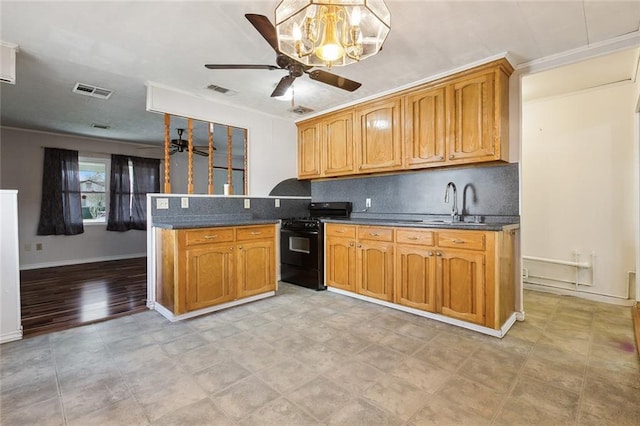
207, 84, 237, 96
290, 105, 314, 115
72, 82, 113, 99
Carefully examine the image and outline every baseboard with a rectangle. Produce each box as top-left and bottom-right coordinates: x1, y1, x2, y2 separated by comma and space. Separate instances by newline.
0, 329, 23, 344
326, 287, 516, 338
20, 253, 146, 270
524, 283, 635, 306
153, 291, 276, 322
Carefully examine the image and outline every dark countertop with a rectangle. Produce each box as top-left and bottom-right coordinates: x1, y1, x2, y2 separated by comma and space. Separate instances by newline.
153, 219, 279, 230
322, 217, 519, 231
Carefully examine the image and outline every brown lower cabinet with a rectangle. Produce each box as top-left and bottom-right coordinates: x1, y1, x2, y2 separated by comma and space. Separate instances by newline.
325, 223, 517, 329
158, 224, 276, 315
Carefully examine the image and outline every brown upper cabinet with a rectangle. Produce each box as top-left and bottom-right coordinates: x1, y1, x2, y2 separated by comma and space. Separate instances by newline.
297, 58, 513, 179
354, 97, 403, 173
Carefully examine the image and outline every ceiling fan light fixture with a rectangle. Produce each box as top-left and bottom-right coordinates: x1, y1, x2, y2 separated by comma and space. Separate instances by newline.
275, 0, 390, 68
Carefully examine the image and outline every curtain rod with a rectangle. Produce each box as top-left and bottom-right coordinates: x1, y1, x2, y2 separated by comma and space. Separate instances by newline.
41, 146, 245, 171
40, 146, 162, 159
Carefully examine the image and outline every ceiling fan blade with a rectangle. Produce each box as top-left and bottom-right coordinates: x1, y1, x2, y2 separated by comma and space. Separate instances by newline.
205, 64, 279, 70
193, 149, 209, 157
245, 14, 279, 53
271, 75, 296, 97
307, 70, 362, 92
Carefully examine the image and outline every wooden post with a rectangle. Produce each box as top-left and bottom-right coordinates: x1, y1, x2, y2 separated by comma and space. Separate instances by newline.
187, 118, 194, 194
163, 113, 171, 193
243, 128, 248, 195
227, 125, 233, 195
208, 122, 214, 195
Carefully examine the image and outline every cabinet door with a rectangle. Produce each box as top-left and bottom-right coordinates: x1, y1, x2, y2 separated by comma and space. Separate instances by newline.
404, 85, 447, 167
357, 241, 394, 302
184, 244, 235, 312
355, 98, 403, 172
326, 236, 357, 292
437, 249, 485, 325
237, 240, 276, 298
322, 111, 355, 176
297, 121, 322, 178
449, 72, 496, 162
395, 245, 437, 312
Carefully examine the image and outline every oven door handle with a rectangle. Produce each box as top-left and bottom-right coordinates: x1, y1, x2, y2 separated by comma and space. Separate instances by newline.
281, 229, 319, 236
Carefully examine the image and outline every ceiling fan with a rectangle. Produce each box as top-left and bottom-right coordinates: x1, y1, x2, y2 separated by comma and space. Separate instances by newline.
204, 14, 362, 97
170, 128, 213, 157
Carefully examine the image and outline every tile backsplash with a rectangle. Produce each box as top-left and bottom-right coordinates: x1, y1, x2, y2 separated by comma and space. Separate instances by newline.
311, 163, 519, 217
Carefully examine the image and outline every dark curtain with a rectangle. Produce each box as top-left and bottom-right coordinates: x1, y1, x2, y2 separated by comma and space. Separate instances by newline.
130, 156, 160, 230
106, 154, 131, 231
107, 154, 159, 231
37, 148, 84, 235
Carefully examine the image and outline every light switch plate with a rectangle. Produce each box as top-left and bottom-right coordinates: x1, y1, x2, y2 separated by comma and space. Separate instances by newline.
275, 198, 280, 208
181, 197, 189, 208
156, 198, 169, 209
244, 199, 251, 209
365, 198, 372, 208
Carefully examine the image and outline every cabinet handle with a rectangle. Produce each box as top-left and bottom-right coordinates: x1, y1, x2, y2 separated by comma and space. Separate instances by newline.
349, 242, 354, 247
407, 236, 419, 240
229, 247, 233, 251
250, 231, 262, 235
369, 232, 379, 237
357, 244, 362, 248
238, 246, 243, 250
438, 156, 444, 160
336, 230, 345, 233
436, 251, 442, 256
452, 239, 465, 244
428, 251, 434, 256
449, 154, 455, 160
204, 235, 218, 239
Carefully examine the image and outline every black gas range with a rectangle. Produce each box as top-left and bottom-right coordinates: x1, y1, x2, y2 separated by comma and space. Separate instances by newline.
280, 202, 352, 290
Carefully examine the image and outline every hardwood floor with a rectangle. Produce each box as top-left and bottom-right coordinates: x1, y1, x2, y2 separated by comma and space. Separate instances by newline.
20, 257, 147, 337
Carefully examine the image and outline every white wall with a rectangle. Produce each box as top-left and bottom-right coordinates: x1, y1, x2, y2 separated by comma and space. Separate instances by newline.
0, 190, 22, 342
0, 127, 155, 268
146, 83, 298, 196
522, 82, 636, 300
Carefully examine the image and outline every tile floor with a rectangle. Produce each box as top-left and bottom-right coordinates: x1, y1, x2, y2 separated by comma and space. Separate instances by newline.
1, 283, 639, 425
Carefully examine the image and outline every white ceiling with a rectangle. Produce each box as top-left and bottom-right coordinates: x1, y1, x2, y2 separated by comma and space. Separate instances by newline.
1, 0, 640, 146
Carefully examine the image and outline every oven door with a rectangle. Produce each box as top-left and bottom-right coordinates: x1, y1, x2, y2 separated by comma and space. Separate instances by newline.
280, 228, 320, 269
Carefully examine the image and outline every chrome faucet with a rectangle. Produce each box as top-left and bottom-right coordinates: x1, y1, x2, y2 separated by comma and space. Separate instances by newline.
444, 182, 459, 222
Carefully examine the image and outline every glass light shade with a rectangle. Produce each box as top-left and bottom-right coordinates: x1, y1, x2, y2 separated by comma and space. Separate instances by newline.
275, 0, 390, 67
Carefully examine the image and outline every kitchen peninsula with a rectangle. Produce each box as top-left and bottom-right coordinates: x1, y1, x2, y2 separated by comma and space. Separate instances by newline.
148, 195, 312, 321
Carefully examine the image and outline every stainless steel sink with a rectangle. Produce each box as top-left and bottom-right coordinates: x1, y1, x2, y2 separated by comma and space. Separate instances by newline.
421, 220, 488, 226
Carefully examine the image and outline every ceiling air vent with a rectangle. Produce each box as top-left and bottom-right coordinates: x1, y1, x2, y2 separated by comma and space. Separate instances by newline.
72, 82, 114, 100
290, 105, 314, 115
207, 84, 237, 96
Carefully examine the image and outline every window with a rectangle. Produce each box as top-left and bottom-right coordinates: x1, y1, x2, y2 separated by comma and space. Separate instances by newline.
79, 157, 109, 224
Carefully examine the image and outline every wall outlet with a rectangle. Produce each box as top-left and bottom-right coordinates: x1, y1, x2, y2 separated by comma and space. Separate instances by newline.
275, 198, 280, 208
156, 198, 169, 209
365, 198, 372, 208
181, 197, 189, 208
36, 243, 43, 251
24, 243, 31, 252
244, 199, 251, 209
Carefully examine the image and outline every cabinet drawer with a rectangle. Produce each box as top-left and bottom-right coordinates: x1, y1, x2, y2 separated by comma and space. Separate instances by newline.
236, 225, 275, 241
438, 231, 486, 251
396, 228, 435, 246
182, 228, 234, 246
358, 226, 394, 242
326, 224, 357, 238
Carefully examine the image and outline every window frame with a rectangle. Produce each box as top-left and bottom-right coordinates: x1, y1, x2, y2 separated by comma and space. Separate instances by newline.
78, 156, 110, 226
